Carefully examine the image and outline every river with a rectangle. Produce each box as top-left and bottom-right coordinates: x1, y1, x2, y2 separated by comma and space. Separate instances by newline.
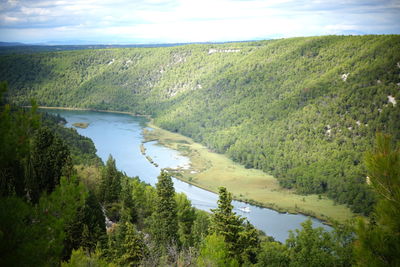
45, 109, 331, 242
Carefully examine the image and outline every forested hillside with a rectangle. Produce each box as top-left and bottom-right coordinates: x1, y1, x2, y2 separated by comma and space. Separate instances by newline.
1, 35, 399, 214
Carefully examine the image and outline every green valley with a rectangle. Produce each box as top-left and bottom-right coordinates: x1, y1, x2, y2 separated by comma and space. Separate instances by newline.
1, 35, 400, 217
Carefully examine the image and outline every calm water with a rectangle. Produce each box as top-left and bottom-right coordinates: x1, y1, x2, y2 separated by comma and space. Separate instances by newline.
45, 109, 331, 242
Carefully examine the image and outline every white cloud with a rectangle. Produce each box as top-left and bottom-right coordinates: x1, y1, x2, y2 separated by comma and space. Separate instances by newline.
21, 7, 50, 15
0, 0, 399, 43
1, 15, 21, 23
325, 24, 359, 32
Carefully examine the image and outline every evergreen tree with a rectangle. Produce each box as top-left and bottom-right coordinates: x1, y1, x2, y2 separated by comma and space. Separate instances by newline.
256, 240, 290, 267
118, 222, 148, 266
196, 233, 239, 267
99, 155, 121, 205
29, 127, 72, 202
176, 192, 196, 248
80, 224, 93, 252
238, 221, 260, 264
211, 187, 259, 264
192, 210, 210, 246
286, 220, 353, 267
120, 178, 137, 223
81, 191, 106, 251
103, 227, 119, 263
355, 134, 400, 266
0, 176, 86, 266
152, 170, 179, 250
61, 247, 110, 267
63, 190, 106, 260
0, 82, 40, 198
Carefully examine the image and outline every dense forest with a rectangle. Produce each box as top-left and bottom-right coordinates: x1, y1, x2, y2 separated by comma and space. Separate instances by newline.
1, 81, 399, 266
1, 35, 400, 216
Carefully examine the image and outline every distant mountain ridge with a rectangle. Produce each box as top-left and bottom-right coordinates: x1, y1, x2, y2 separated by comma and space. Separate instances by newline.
0, 42, 28, 46
0, 40, 258, 54
1, 35, 399, 215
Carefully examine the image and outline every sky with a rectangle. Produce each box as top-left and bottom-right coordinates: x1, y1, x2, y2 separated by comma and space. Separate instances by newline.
0, 0, 399, 44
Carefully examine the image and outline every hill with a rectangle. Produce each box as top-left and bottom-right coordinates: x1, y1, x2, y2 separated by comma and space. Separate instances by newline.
1, 35, 399, 215
0, 42, 28, 46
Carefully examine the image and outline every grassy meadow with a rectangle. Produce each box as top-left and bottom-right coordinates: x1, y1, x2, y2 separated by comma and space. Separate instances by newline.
144, 123, 355, 223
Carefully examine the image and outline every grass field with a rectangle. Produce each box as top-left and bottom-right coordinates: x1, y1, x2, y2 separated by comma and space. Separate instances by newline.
144, 123, 356, 224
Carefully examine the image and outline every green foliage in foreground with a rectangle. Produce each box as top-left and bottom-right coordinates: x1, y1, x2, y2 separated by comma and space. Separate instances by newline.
196, 233, 240, 267
0, 85, 104, 265
0, 177, 86, 266
62, 247, 113, 267
99, 155, 122, 206
355, 134, 400, 266
150, 171, 179, 251
1, 35, 399, 214
256, 220, 355, 267
211, 187, 260, 264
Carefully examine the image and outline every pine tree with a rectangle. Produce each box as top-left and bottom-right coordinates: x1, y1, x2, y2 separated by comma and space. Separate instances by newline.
152, 170, 179, 250
80, 224, 93, 252
196, 233, 239, 267
29, 127, 72, 202
211, 187, 259, 263
286, 220, 347, 267
238, 221, 260, 264
118, 222, 148, 266
62, 190, 106, 260
211, 187, 244, 255
120, 178, 137, 223
99, 155, 121, 205
192, 210, 210, 246
61, 247, 109, 267
176, 193, 196, 248
0, 82, 40, 198
355, 134, 400, 266
0, 175, 86, 266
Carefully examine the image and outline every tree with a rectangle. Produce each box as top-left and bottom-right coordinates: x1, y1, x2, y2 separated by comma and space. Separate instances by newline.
196, 233, 239, 267
120, 178, 137, 224
211, 187, 244, 248
29, 127, 72, 202
256, 240, 289, 267
355, 133, 400, 266
211, 187, 259, 264
176, 192, 196, 248
151, 170, 179, 250
0, 82, 40, 198
130, 178, 157, 229
118, 222, 148, 266
0, 176, 86, 266
238, 221, 260, 264
286, 219, 353, 267
61, 247, 112, 267
99, 155, 121, 205
63, 190, 106, 260
192, 210, 210, 246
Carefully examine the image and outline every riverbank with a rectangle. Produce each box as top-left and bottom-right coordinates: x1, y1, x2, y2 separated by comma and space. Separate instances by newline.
143, 122, 356, 224
36, 106, 355, 224
26, 106, 151, 119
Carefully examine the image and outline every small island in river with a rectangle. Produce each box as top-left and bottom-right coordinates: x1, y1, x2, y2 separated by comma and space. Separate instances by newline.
72, 122, 89, 129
